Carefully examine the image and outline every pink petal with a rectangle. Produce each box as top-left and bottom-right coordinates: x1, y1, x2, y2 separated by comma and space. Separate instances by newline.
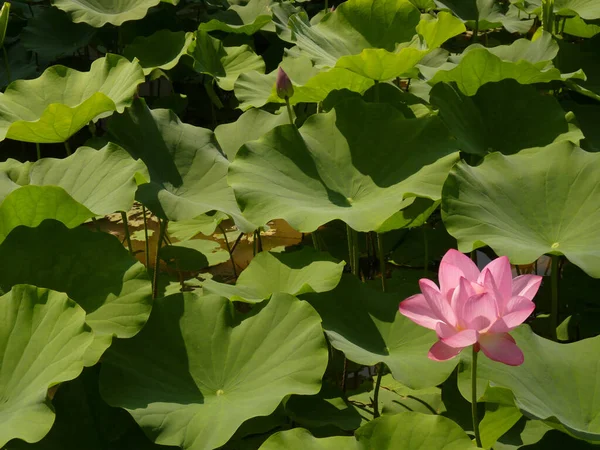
399, 294, 440, 330
428, 340, 464, 361
419, 279, 457, 327
460, 292, 498, 330
479, 333, 524, 366
435, 321, 457, 339
450, 276, 476, 312
501, 296, 535, 329
479, 256, 512, 300
439, 262, 464, 299
441, 329, 479, 348
439, 249, 480, 288
512, 275, 542, 302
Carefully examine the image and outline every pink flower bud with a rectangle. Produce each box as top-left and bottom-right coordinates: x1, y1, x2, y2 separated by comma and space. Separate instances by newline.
276, 67, 294, 100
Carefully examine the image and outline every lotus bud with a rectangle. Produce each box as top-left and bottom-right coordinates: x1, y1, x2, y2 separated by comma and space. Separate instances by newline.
276, 67, 294, 100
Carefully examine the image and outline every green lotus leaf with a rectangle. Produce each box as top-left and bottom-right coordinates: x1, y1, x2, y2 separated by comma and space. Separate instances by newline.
355, 412, 479, 449
29, 143, 145, 216
259, 412, 478, 450
99, 292, 328, 450
21, 7, 96, 61
215, 109, 289, 160
303, 275, 457, 389
107, 98, 256, 232
0, 54, 144, 143
463, 325, 600, 441
52, 0, 165, 27
259, 428, 357, 450
430, 80, 572, 155
289, 0, 421, 66
435, 0, 534, 33
478, 388, 523, 449
563, 15, 600, 38
425, 32, 585, 95
0, 160, 31, 203
229, 98, 459, 232
517, 0, 600, 20
0, 285, 93, 447
168, 212, 228, 240
199, 0, 273, 35
188, 30, 265, 91
416, 11, 466, 49
235, 66, 374, 110
336, 47, 428, 81
442, 142, 600, 277
123, 29, 194, 75
0, 220, 153, 365
161, 239, 230, 271
202, 247, 345, 303
0, 185, 94, 243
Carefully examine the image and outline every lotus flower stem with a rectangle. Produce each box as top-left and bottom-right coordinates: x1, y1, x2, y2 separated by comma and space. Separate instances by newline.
377, 233, 387, 292
142, 205, 150, 268
35, 142, 41, 161
311, 230, 321, 251
2, 46, 10, 84
64, 140, 72, 157
551, 254, 559, 340
423, 225, 429, 276
285, 98, 295, 126
471, 345, 482, 447
219, 223, 237, 279
373, 363, 384, 418
121, 211, 134, 255
152, 218, 168, 299
346, 224, 354, 274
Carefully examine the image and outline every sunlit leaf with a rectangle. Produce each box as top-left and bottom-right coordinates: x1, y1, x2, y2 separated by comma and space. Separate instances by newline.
0, 285, 92, 447
123, 29, 194, 75
100, 292, 328, 450
442, 142, 600, 277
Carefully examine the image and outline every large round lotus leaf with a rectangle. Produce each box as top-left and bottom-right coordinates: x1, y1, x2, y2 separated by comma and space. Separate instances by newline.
123, 29, 194, 75
0, 285, 93, 447
355, 412, 479, 449
336, 47, 428, 81
0, 185, 94, 243
416, 11, 466, 49
161, 239, 230, 271
202, 247, 345, 303
423, 32, 585, 95
234, 66, 374, 110
199, 0, 273, 35
107, 98, 256, 232
99, 292, 328, 450
435, 0, 534, 33
430, 80, 571, 155
188, 30, 265, 91
464, 325, 600, 441
303, 275, 458, 389
259, 428, 357, 450
52, 0, 163, 27
519, 0, 600, 20
21, 7, 96, 61
442, 142, 600, 277
0, 220, 153, 365
167, 212, 228, 241
259, 412, 478, 450
288, 0, 421, 66
0, 54, 144, 143
29, 143, 145, 216
229, 98, 460, 233
215, 109, 289, 160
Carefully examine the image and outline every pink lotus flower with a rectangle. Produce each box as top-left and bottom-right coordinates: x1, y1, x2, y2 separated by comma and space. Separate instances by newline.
399, 249, 541, 366
276, 67, 294, 100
